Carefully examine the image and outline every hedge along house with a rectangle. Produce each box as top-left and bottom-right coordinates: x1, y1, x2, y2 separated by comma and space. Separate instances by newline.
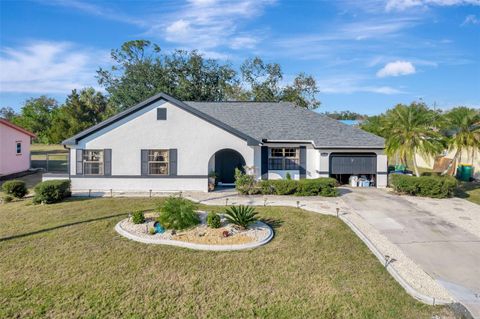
61, 93, 387, 194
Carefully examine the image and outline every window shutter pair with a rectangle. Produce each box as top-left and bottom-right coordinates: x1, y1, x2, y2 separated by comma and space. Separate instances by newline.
141, 149, 177, 176
75, 149, 111, 176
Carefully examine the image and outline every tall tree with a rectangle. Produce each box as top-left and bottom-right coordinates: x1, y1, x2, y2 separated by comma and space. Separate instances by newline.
0, 107, 17, 120
48, 88, 111, 143
441, 107, 480, 174
98, 41, 321, 111
360, 114, 388, 138
12, 96, 58, 143
281, 73, 320, 109
384, 103, 444, 177
97, 40, 238, 111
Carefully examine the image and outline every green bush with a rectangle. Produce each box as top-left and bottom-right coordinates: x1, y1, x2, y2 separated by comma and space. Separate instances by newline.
296, 178, 338, 197
234, 168, 260, 195
2, 180, 28, 198
32, 180, 71, 204
131, 211, 145, 224
224, 205, 258, 229
3, 195, 14, 203
389, 174, 457, 198
157, 196, 199, 230
285, 172, 292, 180
207, 212, 221, 228
420, 172, 441, 177
259, 178, 338, 197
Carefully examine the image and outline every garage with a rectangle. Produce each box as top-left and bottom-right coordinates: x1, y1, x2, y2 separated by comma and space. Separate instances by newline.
329, 153, 377, 187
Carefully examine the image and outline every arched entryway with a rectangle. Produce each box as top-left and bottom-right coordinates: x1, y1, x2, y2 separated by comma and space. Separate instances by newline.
209, 149, 246, 185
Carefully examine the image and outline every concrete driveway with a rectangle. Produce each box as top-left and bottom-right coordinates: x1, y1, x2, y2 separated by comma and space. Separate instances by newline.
341, 187, 480, 318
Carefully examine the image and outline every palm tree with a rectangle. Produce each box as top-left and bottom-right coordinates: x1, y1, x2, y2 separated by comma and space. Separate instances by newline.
384, 103, 444, 177
441, 107, 480, 175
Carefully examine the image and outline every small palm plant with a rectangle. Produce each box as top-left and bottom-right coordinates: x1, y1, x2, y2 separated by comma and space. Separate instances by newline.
224, 205, 258, 229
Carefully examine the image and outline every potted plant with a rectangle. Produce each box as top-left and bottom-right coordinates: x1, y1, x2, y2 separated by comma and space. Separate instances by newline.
208, 171, 218, 191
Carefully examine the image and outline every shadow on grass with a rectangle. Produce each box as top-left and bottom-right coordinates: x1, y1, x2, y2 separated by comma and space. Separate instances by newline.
0, 212, 129, 242
454, 181, 480, 199
260, 218, 284, 230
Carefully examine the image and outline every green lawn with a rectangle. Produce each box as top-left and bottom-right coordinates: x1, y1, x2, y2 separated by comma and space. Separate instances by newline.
0, 197, 453, 318
455, 181, 480, 205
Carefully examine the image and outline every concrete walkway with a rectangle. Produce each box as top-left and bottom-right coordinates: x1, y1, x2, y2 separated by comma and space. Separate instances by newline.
185, 187, 480, 317
341, 188, 480, 318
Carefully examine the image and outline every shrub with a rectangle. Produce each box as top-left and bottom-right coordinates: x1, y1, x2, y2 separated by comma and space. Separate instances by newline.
390, 174, 457, 198
32, 180, 71, 204
285, 172, 292, 180
259, 178, 338, 197
234, 168, 260, 195
420, 172, 441, 177
3, 195, 14, 203
224, 205, 258, 229
207, 212, 221, 228
131, 211, 145, 224
157, 196, 199, 230
2, 180, 28, 198
296, 178, 338, 197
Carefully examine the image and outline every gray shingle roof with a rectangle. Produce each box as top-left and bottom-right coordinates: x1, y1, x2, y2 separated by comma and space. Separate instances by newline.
185, 101, 384, 148
62, 92, 384, 148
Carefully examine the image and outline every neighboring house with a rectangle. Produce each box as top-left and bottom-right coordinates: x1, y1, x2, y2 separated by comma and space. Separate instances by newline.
0, 118, 36, 176
61, 93, 387, 193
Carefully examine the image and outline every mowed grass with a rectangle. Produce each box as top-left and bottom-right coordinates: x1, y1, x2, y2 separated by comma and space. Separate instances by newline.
0, 197, 453, 319
456, 181, 480, 205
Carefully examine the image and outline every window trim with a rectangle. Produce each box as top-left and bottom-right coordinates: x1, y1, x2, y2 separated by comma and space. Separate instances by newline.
268, 147, 300, 170
147, 149, 170, 175
16, 141, 22, 155
82, 149, 104, 176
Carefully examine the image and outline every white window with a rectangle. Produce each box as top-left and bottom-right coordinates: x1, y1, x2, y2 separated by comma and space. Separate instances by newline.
148, 150, 169, 175
83, 150, 104, 175
268, 148, 299, 170
16, 142, 22, 155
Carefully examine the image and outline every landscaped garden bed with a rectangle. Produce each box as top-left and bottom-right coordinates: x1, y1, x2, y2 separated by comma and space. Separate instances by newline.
115, 211, 273, 250
115, 197, 273, 250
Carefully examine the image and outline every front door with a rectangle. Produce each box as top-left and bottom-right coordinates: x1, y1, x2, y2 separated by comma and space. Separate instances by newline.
214, 149, 246, 184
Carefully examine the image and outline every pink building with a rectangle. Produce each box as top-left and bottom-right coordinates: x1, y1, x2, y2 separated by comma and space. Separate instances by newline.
0, 119, 36, 176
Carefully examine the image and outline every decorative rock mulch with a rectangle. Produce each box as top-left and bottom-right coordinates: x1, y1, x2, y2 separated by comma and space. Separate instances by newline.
115, 211, 273, 251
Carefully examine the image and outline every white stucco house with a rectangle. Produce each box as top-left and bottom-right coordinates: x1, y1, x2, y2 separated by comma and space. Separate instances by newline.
59, 93, 387, 194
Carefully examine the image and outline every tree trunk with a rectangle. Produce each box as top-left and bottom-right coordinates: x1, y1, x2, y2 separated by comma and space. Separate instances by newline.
441, 150, 459, 176
412, 154, 420, 177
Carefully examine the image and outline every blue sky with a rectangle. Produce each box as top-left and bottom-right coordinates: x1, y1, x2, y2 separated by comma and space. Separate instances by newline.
1, 0, 479, 115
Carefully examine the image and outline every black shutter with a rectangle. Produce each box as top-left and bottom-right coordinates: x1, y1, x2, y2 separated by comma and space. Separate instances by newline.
141, 150, 148, 176
299, 146, 307, 179
104, 149, 111, 176
76, 149, 83, 175
169, 149, 177, 176
261, 146, 268, 180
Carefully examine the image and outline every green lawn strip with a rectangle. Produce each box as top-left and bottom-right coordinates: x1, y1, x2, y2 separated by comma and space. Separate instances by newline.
0, 198, 452, 318
455, 181, 480, 205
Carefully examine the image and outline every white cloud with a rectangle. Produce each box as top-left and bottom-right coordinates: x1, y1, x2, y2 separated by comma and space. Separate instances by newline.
0, 41, 106, 94
462, 14, 480, 25
161, 0, 275, 49
376, 61, 416, 77
317, 75, 405, 94
385, 0, 480, 11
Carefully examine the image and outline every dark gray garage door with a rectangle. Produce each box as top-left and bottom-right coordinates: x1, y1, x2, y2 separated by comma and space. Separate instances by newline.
330, 153, 377, 175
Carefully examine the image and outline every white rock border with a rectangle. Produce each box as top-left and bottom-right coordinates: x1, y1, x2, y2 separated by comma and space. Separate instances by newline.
115, 219, 274, 251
